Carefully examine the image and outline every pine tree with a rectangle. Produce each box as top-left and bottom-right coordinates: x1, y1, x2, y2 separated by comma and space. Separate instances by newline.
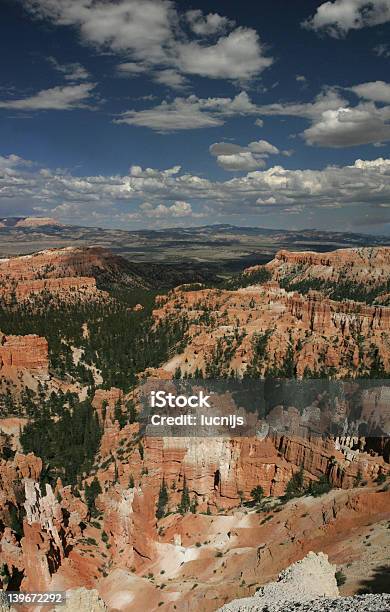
156, 479, 169, 519
179, 476, 190, 514
126, 400, 137, 424
101, 400, 108, 422
114, 400, 127, 429
251, 485, 264, 504
85, 477, 102, 517
284, 467, 305, 500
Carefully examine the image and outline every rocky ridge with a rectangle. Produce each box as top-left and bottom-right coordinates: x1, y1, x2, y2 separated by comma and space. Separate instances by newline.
154, 283, 390, 377
150, 247, 390, 378
0, 245, 217, 302
0, 247, 112, 303
258, 246, 390, 304
0, 217, 60, 229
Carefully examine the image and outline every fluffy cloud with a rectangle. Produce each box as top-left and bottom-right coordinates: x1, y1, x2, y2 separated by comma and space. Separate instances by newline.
175, 28, 272, 80
0, 83, 96, 111
216, 152, 266, 171
304, 105, 390, 147
23, 0, 174, 63
116, 62, 148, 75
303, 0, 390, 37
185, 10, 234, 36
2, 153, 390, 226
255, 87, 348, 119
350, 81, 390, 104
210, 138, 281, 171
248, 140, 280, 155
116, 91, 260, 132
140, 200, 193, 217
22, 0, 272, 84
254, 86, 390, 147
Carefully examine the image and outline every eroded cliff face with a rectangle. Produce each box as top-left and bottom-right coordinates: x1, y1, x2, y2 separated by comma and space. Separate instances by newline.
0, 445, 388, 611
0, 334, 49, 372
0, 453, 91, 595
0, 379, 389, 609
0, 247, 113, 281
265, 246, 390, 288
153, 283, 390, 377
0, 248, 109, 303
91, 402, 388, 515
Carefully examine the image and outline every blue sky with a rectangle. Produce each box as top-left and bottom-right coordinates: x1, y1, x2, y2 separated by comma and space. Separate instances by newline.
1, 0, 390, 233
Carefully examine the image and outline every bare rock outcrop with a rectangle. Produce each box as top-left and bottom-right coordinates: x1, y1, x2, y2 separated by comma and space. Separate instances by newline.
54, 588, 107, 612
218, 551, 390, 612
0, 334, 48, 372
0, 248, 107, 303
219, 552, 338, 611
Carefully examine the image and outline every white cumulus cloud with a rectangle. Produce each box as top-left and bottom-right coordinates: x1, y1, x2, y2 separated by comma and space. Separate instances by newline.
350, 81, 390, 104
216, 152, 266, 171
185, 10, 234, 36
140, 200, 193, 217
253, 85, 390, 147
304, 105, 390, 147
303, 0, 390, 37
210, 138, 281, 171
22, 0, 272, 84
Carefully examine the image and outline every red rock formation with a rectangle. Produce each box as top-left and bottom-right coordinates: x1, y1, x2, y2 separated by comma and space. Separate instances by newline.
271, 246, 390, 269
0, 246, 138, 285
0, 453, 42, 506
0, 417, 388, 610
152, 283, 390, 377
13, 277, 98, 301
0, 334, 48, 371
0, 247, 116, 303
262, 247, 390, 298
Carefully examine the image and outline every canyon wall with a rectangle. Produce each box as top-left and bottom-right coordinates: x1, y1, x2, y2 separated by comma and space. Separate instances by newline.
0, 334, 49, 372
153, 283, 390, 377
263, 246, 390, 293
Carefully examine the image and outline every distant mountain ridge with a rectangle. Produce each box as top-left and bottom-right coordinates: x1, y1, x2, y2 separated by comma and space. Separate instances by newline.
0, 216, 60, 228
0, 220, 389, 270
